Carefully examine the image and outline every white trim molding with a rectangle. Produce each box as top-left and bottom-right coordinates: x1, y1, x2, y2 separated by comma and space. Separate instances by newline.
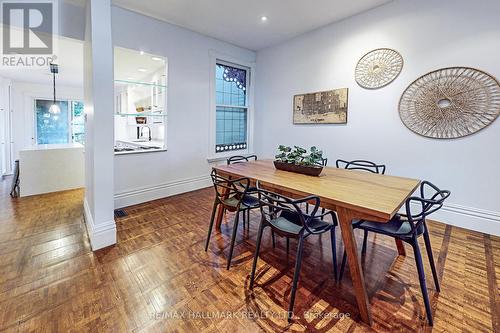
412, 202, 500, 236
207, 152, 257, 163
114, 174, 212, 209
83, 198, 117, 250
433, 203, 500, 236
113, 176, 500, 236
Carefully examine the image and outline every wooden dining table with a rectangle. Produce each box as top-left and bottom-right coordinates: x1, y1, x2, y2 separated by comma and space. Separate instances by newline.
213, 160, 420, 325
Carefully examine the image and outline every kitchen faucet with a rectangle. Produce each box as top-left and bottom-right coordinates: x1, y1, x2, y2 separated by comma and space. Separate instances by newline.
139, 126, 152, 141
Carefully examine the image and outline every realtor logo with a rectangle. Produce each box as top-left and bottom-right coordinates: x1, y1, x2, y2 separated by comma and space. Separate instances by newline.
2, 1, 53, 54
1, 0, 57, 68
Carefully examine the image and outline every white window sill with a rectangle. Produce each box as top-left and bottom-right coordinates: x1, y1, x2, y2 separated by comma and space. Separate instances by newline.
207, 151, 256, 163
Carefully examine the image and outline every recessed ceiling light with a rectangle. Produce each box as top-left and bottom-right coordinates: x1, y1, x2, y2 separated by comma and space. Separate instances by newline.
140, 50, 145, 55
127, 77, 135, 80
260, 16, 268, 22
151, 56, 162, 61
138, 68, 147, 72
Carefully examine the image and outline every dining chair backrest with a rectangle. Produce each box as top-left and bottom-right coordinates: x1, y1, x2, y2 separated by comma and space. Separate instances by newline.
336, 159, 386, 174
405, 180, 451, 232
227, 155, 258, 165
319, 158, 328, 166
256, 187, 321, 234
210, 169, 250, 211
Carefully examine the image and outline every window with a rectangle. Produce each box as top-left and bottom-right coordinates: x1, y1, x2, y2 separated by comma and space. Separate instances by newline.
35, 99, 85, 145
71, 101, 85, 144
215, 62, 249, 153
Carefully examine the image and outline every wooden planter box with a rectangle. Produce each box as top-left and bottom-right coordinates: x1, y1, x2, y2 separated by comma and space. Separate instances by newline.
273, 161, 323, 176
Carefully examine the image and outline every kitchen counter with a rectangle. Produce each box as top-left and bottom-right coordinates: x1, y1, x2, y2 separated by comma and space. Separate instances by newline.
114, 140, 166, 155
21, 143, 84, 151
19, 143, 84, 196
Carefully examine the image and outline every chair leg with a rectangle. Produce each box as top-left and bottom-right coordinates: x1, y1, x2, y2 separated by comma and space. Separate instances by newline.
305, 203, 309, 214
412, 239, 434, 326
330, 227, 338, 280
226, 210, 240, 270
250, 221, 266, 289
361, 230, 369, 254
423, 224, 440, 292
272, 230, 276, 248
320, 207, 326, 220
288, 235, 305, 322
339, 250, 347, 281
204, 200, 219, 251
247, 209, 250, 227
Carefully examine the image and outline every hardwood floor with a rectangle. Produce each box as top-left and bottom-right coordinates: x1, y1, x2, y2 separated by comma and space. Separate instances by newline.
0, 178, 498, 332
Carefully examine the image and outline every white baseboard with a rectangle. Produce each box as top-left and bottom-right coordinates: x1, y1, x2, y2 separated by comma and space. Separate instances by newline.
83, 198, 117, 250
114, 174, 212, 209
424, 203, 500, 236
112, 175, 500, 237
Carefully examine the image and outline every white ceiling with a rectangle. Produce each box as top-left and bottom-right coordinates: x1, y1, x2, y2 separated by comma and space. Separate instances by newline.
114, 47, 166, 82
0, 1, 393, 86
112, 0, 392, 50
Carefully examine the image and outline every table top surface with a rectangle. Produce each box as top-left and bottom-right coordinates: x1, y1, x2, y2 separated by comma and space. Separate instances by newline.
214, 160, 421, 221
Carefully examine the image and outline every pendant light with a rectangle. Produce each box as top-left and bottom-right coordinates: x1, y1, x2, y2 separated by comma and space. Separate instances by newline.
49, 63, 60, 114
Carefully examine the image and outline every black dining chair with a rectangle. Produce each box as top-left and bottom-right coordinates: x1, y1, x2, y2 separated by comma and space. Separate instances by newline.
339, 181, 450, 326
227, 154, 259, 227
249, 187, 339, 321
336, 159, 386, 174
226, 154, 258, 165
205, 169, 261, 269
336, 159, 386, 252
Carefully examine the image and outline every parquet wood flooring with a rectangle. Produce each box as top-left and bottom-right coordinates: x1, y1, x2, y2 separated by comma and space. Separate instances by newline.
0, 177, 498, 332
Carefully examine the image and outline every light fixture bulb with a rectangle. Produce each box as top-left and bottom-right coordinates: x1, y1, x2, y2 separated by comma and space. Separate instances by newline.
49, 103, 61, 114
261, 16, 268, 22
140, 50, 145, 55
138, 68, 147, 72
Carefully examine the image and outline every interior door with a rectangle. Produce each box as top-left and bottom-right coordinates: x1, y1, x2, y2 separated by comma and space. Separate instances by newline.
0, 80, 10, 176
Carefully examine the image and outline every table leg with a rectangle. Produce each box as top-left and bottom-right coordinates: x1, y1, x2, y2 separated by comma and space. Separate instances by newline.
215, 181, 230, 231
395, 239, 406, 256
215, 204, 225, 231
337, 207, 373, 325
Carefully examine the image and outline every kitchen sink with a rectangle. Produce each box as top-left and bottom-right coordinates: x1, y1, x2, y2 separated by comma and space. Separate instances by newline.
114, 147, 135, 152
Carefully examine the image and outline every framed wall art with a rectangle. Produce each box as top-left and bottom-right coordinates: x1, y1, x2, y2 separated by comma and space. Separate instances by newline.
293, 88, 348, 124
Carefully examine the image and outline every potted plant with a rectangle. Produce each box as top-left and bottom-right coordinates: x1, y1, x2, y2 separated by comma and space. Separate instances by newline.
274, 145, 325, 176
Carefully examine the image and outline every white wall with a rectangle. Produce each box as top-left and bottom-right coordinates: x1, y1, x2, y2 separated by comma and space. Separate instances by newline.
10, 81, 83, 159
111, 6, 256, 207
254, 0, 500, 235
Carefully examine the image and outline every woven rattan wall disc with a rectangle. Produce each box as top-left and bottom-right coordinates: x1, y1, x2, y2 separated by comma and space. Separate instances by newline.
399, 67, 500, 139
355, 48, 403, 89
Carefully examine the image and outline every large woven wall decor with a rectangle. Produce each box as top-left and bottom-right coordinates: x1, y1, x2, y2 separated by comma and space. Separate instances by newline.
399, 67, 500, 139
355, 48, 404, 89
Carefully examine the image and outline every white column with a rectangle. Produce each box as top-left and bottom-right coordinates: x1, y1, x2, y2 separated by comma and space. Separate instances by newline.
83, 0, 116, 250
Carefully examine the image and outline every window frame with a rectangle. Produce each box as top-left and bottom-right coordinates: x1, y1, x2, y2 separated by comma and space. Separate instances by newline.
208, 52, 255, 161
33, 97, 84, 145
